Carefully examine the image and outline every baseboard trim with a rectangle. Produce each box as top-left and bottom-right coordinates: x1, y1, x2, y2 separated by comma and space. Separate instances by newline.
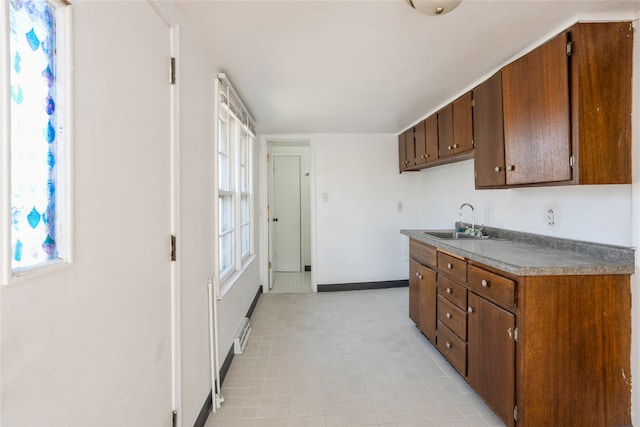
194, 284, 263, 427
317, 280, 408, 292
194, 391, 212, 427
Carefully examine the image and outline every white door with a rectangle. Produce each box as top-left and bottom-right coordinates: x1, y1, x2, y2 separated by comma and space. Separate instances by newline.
79, 2, 175, 423
273, 155, 302, 272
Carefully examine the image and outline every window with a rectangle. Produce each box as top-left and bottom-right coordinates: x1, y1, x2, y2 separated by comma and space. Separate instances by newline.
2, 0, 71, 283
216, 75, 255, 285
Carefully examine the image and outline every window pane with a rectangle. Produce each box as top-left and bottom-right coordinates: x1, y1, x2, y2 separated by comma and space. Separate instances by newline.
219, 232, 233, 276
241, 224, 249, 258
219, 195, 232, 234
9, 0, 59, 269
219, 194, 234, 275
240, 195, 248, 225
218, 118, 230, 191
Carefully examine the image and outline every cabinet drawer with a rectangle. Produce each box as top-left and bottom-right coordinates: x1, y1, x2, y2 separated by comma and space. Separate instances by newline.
410, 239, 437, 267
437, 295, 467, 340
438, 275, 467, 309
437, 251, 467, 283
468, 264, 516, 309
437, 320, 467, 376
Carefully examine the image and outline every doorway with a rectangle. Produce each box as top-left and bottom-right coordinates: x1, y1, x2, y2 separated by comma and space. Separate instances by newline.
266, 140, 313, 293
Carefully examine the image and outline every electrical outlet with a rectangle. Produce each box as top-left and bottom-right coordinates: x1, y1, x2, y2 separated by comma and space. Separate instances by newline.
547, 209, 555, 227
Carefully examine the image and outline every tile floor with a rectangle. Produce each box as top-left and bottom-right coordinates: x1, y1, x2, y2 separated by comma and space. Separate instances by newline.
271, 271, 312, 293
205, 287, 504, 427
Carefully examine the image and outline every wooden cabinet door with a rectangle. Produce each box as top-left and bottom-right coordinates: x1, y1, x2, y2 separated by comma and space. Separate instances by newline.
409, 260, 437, 343
468, 292, 516, 427
474, 72, 506, 188
399, 129, 415, 171
424, 114, 438, 162
452, 92, 473, 153
502, 33, 571, 185
437, 104, 454, 158
404, 128, 416, 169
414, 120, 427, 166
409, 259, 420, 325
418, 264, 437, 343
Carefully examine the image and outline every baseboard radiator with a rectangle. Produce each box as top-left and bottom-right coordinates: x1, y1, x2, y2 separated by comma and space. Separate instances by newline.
234, 317, 252, 354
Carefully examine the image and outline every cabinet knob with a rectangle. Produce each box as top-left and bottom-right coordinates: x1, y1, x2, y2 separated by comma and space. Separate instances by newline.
494, 166, 501, 172
446, 312, 452, 319
507, 165, 515, 171
453, 143, 458, 149
446, 287, 452, 294
448, 145, 453, 150
447, 263, 453, 270
481, 279, 489, 287
467, 306, 473, 313
418, 274, 423, 280
446, 342, 452, 349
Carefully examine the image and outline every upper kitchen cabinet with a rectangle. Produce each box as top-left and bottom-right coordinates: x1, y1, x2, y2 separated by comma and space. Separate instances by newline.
501, 22, 632, 186
414, 115, 438, 167
398, 128, 415, 171
473, 71, 506, 188
570, 22, 632, 184
502, 32, 571, 186
439, 92, 474, 159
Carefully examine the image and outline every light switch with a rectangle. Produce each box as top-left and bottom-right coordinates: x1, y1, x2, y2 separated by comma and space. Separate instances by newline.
322, 193, 328, 203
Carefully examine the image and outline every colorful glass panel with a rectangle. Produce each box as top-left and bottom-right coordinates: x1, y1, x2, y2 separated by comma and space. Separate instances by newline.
9, 0, 59, 269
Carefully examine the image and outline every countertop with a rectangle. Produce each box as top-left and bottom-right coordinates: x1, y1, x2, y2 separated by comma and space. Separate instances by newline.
401, 227, 635, 276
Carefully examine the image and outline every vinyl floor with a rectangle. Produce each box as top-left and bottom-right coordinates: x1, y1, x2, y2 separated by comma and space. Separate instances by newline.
205, 287, 504, 426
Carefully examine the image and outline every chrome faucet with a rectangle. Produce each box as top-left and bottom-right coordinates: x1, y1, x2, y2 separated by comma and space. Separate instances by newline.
458, 203, 475, 235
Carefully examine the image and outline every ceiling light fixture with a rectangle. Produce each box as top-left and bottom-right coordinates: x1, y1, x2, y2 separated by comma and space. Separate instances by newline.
407, 0, 462, 16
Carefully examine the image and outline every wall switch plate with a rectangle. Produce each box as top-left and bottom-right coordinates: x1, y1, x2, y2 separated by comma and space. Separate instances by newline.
322, 193, 328, 203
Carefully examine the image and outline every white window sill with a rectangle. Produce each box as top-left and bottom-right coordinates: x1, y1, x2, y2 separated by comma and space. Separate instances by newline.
3, 259, 73, 286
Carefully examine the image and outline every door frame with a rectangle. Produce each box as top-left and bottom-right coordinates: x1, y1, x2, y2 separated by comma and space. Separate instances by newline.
146, 1, 182, 424
260, 135, 317, 292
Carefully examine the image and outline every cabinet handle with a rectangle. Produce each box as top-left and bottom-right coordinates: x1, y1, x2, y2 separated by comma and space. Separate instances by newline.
447, 263, 453, 270
446, 342, 452, 349
481, 279, 489, 287
446, 287, 452, 294
494, 166, 501, 172
467, 306, 473, 313
446, 312, 452, 319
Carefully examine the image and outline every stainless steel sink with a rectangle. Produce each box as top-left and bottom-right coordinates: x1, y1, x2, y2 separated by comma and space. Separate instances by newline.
423, 230, 489, 239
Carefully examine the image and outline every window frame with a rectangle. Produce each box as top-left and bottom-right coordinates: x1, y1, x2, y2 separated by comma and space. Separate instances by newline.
1, 0, 74, 285
215, 75, 255, 293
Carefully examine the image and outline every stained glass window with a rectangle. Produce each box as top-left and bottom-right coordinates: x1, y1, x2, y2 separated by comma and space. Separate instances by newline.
9, 0, 62, 270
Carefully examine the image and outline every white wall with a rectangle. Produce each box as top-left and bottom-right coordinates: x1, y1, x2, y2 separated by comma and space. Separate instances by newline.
1, 2, 176, 425
0, 2, 264, 426
314, 134, 422, 285
419, 159, 633, 246
172, 5, 263, 426
171, 6, 217, 425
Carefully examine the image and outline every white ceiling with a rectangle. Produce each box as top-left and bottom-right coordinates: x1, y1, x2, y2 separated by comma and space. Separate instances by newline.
176, 0, 640, 135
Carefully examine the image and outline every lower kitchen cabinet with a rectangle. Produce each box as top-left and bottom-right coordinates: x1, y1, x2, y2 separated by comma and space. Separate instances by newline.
409, 244, 437, 344
407, 238, 631, 426
467, 292, 515, 427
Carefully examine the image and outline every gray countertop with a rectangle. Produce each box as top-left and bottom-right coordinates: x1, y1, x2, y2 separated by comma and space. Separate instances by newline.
401, 227, 635, 276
